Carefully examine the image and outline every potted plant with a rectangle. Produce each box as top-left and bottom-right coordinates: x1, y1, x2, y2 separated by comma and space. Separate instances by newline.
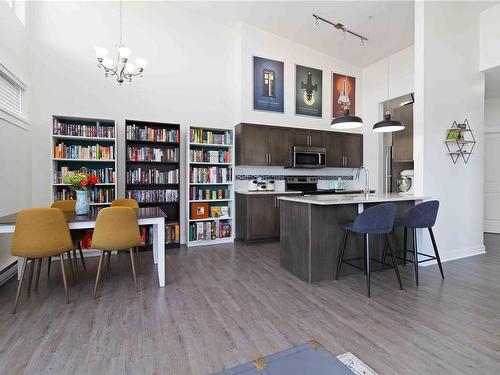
63, 173, 99, 215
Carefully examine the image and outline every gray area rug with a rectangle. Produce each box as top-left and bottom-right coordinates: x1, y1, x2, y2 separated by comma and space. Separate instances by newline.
214, 341, 378, 375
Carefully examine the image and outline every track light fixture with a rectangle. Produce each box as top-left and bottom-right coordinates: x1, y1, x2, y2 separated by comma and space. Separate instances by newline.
312, 14, 368, 44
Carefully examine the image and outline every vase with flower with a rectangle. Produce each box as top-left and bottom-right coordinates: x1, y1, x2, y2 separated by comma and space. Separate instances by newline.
63, 173, 99, 215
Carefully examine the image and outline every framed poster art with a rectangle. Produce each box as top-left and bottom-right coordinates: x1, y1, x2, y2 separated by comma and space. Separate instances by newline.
253, 56, 284, 113
295, 65, 322, 117
332, 73, 356, 117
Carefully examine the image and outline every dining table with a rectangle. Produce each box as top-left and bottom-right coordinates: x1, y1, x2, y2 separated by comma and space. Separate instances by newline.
0, 206, 167, 287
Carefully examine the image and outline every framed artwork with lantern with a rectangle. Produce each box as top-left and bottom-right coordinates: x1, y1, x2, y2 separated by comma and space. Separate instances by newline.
332, 73, 356, 117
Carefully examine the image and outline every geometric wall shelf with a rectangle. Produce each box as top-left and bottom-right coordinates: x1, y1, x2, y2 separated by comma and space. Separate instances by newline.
444, 119, 476, 164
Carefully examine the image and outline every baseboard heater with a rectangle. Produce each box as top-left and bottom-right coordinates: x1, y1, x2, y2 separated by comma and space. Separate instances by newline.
0, 261, 17, 286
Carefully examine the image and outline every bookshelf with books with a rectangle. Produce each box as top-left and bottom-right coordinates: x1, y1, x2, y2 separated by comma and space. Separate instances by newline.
186, 126, 234, 247
125, 119, 181, 249
51, 115, 117, 206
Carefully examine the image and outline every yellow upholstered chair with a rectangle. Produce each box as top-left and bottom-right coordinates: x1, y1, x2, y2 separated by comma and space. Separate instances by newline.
50, 200, 87, 277
11, 208, 74, 313
111, 198, 139, 209
91, 207, 141, 298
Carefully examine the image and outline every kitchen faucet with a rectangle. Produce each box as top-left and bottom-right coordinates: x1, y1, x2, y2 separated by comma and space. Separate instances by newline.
355, 166, 370, 199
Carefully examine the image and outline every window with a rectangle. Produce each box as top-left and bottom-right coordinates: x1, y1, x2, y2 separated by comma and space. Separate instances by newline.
0, 64, 28, 127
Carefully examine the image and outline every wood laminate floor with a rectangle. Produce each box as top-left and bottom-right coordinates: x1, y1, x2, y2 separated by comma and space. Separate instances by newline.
0, 237, 499, 375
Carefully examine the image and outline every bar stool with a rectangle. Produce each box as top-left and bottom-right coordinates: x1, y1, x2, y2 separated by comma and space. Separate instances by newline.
383, 200, 443, 286
335, 203, 402, 297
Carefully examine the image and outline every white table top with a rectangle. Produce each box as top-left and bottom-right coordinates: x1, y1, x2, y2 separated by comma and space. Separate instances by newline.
278, 193, 427, 206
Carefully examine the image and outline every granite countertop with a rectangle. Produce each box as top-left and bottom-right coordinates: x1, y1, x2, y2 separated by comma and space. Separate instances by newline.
235, 190, 302, 195
278, 193, 427, 205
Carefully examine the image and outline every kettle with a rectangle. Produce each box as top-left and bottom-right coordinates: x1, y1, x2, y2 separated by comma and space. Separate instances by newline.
248, 179, 258, 191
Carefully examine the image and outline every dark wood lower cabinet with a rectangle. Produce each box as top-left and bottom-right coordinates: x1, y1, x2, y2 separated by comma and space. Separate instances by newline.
236, 193, 300, 241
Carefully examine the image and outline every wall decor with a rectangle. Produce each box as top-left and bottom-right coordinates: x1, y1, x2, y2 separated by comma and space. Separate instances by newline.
332, 73, 356, 117
295, 65, 323, 117
253, 56, 284, 113
444, 119, 476, 164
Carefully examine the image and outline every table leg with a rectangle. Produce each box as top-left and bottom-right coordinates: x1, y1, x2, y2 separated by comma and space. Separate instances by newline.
152, 224, 159, 265
154, 219, 166, 287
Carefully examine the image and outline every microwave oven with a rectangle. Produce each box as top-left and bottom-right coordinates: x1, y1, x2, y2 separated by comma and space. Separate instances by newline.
292, 146, 326, 169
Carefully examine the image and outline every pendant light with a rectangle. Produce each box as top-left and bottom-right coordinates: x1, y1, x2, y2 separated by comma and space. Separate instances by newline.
372, 3, 405, 133
331, 31, 364, 130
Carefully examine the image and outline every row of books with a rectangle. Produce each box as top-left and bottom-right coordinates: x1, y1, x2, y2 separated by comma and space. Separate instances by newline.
188, 221, 231, 242
189, 187, 230, 201
53, 186, 115, 204
126, 125, 179, 143
190, 149, 231, 163
190, 167, 232, 184
54, 143, 115, 160
53, 167, 116, 184
127, 146, 178, 163
126, 189, 179, 203
190, 128, 232, 145
166, 223, 180, 244
126, 168, 179, 185
53, 119, 114, 138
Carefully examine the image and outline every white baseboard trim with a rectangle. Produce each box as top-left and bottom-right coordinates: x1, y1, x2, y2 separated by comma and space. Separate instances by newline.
419, 245, 486, 267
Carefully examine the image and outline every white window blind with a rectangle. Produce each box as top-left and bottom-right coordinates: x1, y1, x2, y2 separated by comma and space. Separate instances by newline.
0, 71, 22, 117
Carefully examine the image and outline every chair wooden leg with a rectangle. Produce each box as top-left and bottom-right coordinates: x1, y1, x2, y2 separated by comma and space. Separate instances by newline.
429, 228, 444, 279
412, 228, 419, 286
403, 227, 408, 266
59, 254, 69, 304
47, 256, 52, 279
78, 242, 86, 271
67, 251, 75, 285
12, 258, 28, 314
34, 258, 42, 290
26, 259, 35, 296
335, 230, 348, 280
365, 234, 371, 298
386, 234, 403, 290
93, 251, 105, 299
130, 249, 139, 292
135, 247, 141, 274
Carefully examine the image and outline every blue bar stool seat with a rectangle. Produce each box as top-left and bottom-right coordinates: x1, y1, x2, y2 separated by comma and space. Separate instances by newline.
383, 200, 443, 286
335, 203, 403, 297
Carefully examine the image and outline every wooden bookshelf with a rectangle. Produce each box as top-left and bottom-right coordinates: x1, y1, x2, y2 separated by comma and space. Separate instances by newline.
125, 119, 181, 249
186, 126, 234, 247
51, 115, 117, 206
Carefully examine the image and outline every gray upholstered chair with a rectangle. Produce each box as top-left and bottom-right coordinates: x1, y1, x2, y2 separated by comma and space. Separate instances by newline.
385, 200, 443, 286
335, 203, 402, 297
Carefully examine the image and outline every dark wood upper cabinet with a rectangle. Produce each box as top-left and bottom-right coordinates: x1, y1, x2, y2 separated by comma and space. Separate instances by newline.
235, 123, 362, 168
268, 127, 292, 166
392, 104, 413, 162
324, 131, 343, 167
342, 133, 363, 168
235, 124, 268, 166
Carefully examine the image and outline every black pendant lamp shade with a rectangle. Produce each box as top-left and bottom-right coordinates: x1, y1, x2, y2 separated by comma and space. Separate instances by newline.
331, 108, 363, 130
372, 112, 405, 133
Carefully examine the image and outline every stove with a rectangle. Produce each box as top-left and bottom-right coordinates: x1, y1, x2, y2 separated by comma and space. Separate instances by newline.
285, 176, 374, 195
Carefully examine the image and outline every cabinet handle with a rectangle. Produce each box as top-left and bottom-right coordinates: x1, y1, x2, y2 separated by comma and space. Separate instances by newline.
345, 156, 348, 167
269, 153, 272, 165
308, 135, 311, 145
274, 197, 277, 207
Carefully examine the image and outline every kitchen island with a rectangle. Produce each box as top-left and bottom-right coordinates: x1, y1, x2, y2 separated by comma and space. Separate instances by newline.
278, 193, 426, 283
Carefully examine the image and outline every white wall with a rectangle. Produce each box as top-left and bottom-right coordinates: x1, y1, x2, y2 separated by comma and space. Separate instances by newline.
480, 4, 500, 71
414, 1, 485, 261
485, 97, 500, 130
361, 46, 415, 193
0, 1, 32, 270
237, 23, 364, 186
28, 1, 241, 243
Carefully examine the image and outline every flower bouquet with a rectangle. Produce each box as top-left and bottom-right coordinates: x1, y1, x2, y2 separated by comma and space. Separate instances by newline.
63, 173, 99, 214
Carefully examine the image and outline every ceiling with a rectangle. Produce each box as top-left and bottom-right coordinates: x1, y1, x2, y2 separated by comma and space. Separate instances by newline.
172, 1, 415, 67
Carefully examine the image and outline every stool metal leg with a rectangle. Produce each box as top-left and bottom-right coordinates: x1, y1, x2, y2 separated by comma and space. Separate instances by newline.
386, 234, 403, 290
365, 234, 370, 298
429, 228, 444, 279
335, 230, 349, 280
403, 227, 408, 266
412, 228, 419, 286
381, 240, 389, 272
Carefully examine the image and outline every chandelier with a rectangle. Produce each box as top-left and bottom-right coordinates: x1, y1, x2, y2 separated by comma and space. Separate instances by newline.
94, 0, 147, 85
